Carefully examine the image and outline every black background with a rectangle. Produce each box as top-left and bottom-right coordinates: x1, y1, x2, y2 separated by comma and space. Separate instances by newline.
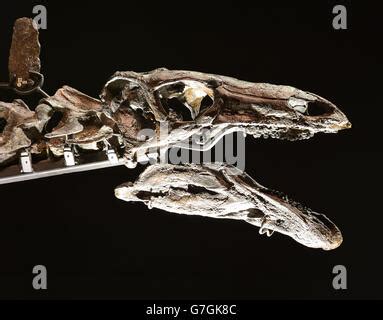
0, 0, 381, 299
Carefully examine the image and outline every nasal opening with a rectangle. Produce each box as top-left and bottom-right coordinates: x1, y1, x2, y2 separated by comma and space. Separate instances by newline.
307, 100, 333, 116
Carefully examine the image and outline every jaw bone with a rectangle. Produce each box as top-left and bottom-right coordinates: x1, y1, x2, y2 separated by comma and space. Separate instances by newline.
115, 163, 342, 250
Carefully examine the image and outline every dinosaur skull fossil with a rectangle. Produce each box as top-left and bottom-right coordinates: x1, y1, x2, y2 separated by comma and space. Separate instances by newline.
101, 68, 351, 163
0, 17, 352, 250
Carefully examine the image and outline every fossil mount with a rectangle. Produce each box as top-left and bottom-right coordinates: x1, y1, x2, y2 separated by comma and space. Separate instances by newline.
0, 18, 351, 250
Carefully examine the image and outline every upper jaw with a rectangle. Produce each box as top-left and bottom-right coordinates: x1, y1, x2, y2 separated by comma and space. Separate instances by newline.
213, 90, 351, 140
101, 70, 351, 146
299, 93, 351, 132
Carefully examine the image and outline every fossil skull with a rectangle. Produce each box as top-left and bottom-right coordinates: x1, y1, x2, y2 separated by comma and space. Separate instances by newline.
101, 68, 351, 163
0, 17, 351, 250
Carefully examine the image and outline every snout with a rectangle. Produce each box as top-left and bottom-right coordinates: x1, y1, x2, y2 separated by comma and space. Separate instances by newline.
296, 212, 343, 250
303, 94, 352, 132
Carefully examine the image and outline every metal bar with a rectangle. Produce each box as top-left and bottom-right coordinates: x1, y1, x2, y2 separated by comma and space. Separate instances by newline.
0, 158, 125, 185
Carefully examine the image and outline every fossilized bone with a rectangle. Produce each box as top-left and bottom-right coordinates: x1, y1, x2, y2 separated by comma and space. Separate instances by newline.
115, 163, 343, 250
0, 18, 351, 250
101, 68, 350, 166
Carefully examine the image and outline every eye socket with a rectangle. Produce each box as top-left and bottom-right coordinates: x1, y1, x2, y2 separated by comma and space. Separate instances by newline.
156, 80, 214, 121
166, 97, 194, 121
0, 118, 7, 133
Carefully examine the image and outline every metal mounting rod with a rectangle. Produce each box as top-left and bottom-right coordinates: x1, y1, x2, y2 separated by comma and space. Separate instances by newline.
0, 157, 125, 185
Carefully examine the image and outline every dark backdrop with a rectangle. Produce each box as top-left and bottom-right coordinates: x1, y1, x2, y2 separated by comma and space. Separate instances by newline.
0, 0, 381, 299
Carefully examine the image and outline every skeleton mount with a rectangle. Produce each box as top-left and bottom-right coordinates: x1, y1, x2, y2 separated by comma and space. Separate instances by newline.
0, 18, 351, 250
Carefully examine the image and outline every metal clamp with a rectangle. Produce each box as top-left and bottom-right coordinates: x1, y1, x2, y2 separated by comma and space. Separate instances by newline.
0, 71, 49, 97
106, 148, 119, 164
20, 150, 33, 173
63, 146, 76, 166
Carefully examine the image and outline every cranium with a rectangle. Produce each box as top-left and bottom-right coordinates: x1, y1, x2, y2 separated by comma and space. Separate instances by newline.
101, 68, 351, 164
